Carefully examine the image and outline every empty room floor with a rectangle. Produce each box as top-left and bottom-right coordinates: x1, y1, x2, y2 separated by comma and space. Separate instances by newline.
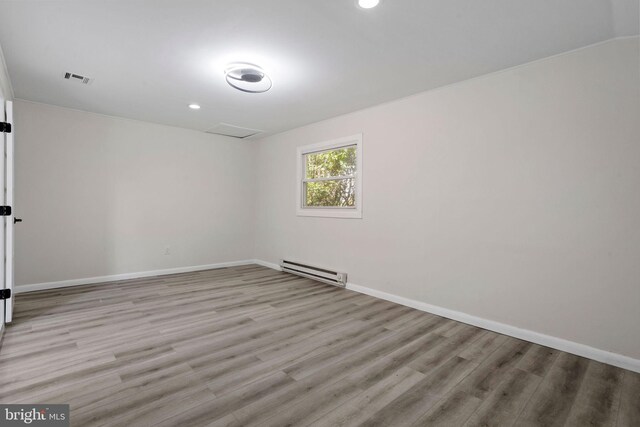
0, 265, 638, 426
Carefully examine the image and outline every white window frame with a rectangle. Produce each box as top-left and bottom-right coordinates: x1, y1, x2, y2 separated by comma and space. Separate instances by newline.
296, 134, 363, 219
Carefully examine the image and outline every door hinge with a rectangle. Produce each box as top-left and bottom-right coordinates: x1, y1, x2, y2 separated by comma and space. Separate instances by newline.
0, 289, 10, 300
0, 206, 11, 216
0, 122, 11, 133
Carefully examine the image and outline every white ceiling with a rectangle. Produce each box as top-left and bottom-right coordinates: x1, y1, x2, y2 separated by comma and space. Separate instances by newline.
0, 0, 637, 137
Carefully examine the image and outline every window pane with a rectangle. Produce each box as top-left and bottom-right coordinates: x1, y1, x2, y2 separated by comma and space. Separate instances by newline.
305, 178, 355, 207
305, 146, 356, 179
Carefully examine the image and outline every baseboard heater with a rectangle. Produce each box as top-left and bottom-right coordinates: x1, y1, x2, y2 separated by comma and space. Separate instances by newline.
280, 260, 347, 288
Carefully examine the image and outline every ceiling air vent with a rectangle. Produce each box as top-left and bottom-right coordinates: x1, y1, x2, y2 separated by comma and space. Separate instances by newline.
205, 123, 262, 139
63, 72, 93, 84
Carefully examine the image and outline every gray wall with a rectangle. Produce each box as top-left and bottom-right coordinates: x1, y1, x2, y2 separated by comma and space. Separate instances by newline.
14, 101, 256, 285
253, 37, 640, 360
0, 43, 12, 101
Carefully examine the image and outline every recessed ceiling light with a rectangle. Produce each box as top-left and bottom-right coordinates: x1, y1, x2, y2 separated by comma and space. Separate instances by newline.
224, 63, 272, 93
188, 104, 201, 110
358, 0, 379, 9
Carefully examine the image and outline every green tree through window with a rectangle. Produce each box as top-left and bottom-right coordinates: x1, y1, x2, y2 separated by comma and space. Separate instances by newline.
304, 146, 356, 207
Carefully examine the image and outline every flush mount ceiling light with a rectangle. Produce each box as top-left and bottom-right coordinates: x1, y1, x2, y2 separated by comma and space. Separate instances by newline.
358, 0, 380, 9
188, 104, 201, 110
224, 63, 272, 93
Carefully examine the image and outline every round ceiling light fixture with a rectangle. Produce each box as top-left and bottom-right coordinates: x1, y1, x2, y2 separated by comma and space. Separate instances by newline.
358, 0, 379, 9
188, 103, 201, 110
224, 63, 272, 93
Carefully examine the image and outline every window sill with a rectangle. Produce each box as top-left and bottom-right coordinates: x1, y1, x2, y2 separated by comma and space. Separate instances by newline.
297, 208, 362, 219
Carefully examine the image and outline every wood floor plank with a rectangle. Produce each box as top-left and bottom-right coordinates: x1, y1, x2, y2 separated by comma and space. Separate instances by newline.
156, 371, 294, 427
308, 366, 425, 427
463, 367, 542, 427
563, 360, 624, 427
72, 369, 206, 426
457, 330, 508, 363
516, 352, 590, 426
360, 356, 478, 427
617, 370, 640, 427
0, 264, 636, 427
253, 375, 364, 427
516, 343, 560, 378
413, 389, 482, 426
106, 387, 216, 427
344, 329, 447, 390
283, 315, 440, 381
231, 366, 346, 425
454, 338, 532, 400
407, 325, 485, 375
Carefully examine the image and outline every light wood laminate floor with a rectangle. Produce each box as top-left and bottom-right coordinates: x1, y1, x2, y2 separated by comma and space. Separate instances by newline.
0, 265, 638, 426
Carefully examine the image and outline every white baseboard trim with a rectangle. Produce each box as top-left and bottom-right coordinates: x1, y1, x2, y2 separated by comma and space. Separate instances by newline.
16, 260, 257, 294
345, 282, 640, 374
252, 259, 282, 271
252, 259, 640, 373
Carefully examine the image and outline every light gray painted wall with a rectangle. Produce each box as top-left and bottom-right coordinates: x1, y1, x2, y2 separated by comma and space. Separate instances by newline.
0, 43, 12, 101
14, 101, 256, 285
253, 37, 640, 360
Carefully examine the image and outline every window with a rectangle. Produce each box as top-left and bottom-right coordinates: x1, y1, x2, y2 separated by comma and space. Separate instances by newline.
297, 134, 362, 218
